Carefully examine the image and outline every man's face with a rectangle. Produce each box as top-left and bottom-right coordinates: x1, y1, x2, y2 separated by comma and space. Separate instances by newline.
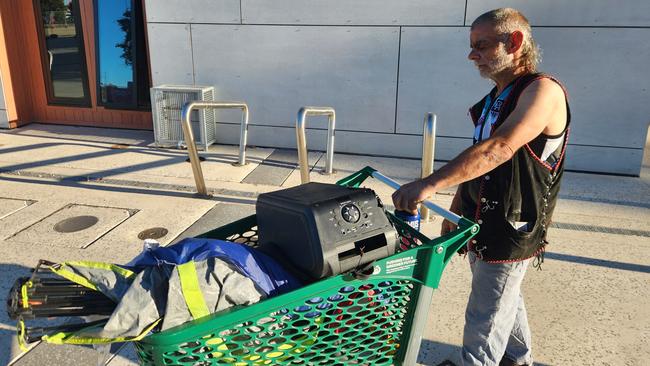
468, 22, 513, 79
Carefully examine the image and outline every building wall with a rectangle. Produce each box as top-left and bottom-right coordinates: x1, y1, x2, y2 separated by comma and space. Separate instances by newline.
0, 0, 151, 130
144, 0, 650, 175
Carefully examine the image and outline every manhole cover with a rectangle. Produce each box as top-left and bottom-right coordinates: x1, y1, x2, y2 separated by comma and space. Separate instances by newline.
53, 215, 99, 233
138, 227, 168, 240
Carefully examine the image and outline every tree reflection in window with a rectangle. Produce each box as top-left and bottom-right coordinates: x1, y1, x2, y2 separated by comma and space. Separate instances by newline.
96, 0, 149, 109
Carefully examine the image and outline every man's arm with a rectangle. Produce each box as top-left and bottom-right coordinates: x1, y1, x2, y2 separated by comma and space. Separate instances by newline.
393, 78, 566, 213
441, 186, 462, 235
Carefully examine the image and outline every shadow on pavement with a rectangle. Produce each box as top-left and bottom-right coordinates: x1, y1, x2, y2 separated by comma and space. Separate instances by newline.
3, 124, 154, 147
0, 175, 257, 206
418, 339, 552, 366
545, 252, 650, 274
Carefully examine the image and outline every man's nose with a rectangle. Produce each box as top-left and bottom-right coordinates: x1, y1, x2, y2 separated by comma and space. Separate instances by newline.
468, 49, 479, 61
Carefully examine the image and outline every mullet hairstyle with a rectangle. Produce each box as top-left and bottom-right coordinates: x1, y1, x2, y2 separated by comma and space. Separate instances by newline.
472, 8, 542, 73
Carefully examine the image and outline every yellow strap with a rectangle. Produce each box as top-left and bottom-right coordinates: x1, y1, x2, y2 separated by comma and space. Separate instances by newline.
21, 281, 32, 309
47, 261, 135, 292
18, 319, 29, 351
63, 261, 135, 279
48, 265, 98, 291
177, 261, 210, 320
43, 318, 162, 345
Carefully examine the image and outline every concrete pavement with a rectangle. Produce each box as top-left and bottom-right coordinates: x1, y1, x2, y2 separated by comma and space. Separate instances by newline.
0, 124, 648, 365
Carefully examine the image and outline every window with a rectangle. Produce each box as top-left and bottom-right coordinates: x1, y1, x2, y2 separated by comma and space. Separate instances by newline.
35, 0, 91, 106
95, 0, 150, 109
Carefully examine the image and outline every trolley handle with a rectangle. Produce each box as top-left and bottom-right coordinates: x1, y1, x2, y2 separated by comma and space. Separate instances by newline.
371, 171, 462, 225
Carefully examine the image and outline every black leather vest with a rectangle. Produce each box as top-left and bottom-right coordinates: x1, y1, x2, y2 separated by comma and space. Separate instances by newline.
459, 73, 571, 262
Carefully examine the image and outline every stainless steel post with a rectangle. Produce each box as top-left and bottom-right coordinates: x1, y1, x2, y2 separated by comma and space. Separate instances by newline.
420, 113, 437, 221
369, 168, 462, 365
181, 101, 250, 195
181, 101, 208, 196
296, 106, 336, 184
403, 285, 434, 366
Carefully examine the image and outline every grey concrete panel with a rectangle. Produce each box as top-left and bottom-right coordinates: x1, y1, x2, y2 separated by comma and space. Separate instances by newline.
398, 26, 650, 169
0, 109, 8, 129
535, 28, 650, 149
192, 25, 399, 133
214, 123, 471, 161
145, 0, 240, 24
466, 0, 650, 27
147, 23, 194, 86
216, 123, 642, 175
397, 27, 491, 137
241, 0, 464, 25
565, 145, 643, 176
0, 70, 5, 109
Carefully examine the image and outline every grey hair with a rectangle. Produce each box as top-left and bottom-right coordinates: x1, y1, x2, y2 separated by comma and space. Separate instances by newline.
471, 8, 542, 72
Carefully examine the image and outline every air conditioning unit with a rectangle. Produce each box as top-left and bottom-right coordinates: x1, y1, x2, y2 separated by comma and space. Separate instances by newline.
150, 85, 216, 150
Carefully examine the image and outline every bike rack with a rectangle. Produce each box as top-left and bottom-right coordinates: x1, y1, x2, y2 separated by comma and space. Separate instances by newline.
296, 106, 336, 184
181, 101, 250, 196
420, 113, 437, 221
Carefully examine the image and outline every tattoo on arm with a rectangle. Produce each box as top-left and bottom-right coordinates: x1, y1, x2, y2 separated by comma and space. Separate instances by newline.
483, 142, 514, 165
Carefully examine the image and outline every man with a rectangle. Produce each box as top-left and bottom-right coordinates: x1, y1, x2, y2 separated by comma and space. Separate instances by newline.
392, 8, 570, 366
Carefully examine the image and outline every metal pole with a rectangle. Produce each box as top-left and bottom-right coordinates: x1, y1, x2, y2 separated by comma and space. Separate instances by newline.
296, 106, 336, 184
403, 285, 434, 366
371, 167, 461, 365
181, 101, 250, 194
420, 113, 437, 222
236, 104, 250, 166
181, 101, 208, 196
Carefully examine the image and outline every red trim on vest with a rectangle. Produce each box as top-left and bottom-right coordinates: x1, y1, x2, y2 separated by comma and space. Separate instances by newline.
483, 245, 546, 264
511, 74, 571, 172
524, 126, 571, 172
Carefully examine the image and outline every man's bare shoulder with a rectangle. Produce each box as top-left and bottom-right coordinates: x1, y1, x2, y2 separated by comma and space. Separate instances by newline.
520, 77, 566, 103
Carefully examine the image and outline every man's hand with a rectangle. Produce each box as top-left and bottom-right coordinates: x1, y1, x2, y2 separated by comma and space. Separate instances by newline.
441, 188, 462, 235
441, 219, 457, 236
392, 179, 436, 215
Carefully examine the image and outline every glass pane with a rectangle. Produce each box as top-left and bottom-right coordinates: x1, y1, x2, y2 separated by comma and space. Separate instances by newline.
39, 0, 89, 101
97, 0, 135, 106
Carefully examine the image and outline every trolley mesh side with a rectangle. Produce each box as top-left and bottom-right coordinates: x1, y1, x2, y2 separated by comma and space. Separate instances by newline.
135, 277, 419, 365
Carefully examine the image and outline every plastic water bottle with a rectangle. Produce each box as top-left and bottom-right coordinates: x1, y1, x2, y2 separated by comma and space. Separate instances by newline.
394, 210, 421, 232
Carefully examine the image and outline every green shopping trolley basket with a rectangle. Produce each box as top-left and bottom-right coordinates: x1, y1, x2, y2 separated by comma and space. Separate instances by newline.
134, 167, 478, 366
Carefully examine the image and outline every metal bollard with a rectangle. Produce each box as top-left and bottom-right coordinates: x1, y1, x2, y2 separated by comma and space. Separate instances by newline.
420, 113, 437, 221
296, 106, 336, 184
181, 101, 250, 196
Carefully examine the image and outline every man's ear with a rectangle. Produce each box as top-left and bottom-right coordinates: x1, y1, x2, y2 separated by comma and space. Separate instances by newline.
507, 30, 524, 54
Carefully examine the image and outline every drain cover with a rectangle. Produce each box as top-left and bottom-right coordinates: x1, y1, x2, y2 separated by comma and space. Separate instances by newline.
138, 227, 168, 240
54, 215, 99, 233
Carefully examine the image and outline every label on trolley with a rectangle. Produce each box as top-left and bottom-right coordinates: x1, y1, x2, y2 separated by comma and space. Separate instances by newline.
386, 256, 417, 274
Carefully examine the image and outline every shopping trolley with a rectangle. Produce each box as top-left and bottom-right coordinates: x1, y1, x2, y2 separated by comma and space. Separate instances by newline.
133, 166, 478, 365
